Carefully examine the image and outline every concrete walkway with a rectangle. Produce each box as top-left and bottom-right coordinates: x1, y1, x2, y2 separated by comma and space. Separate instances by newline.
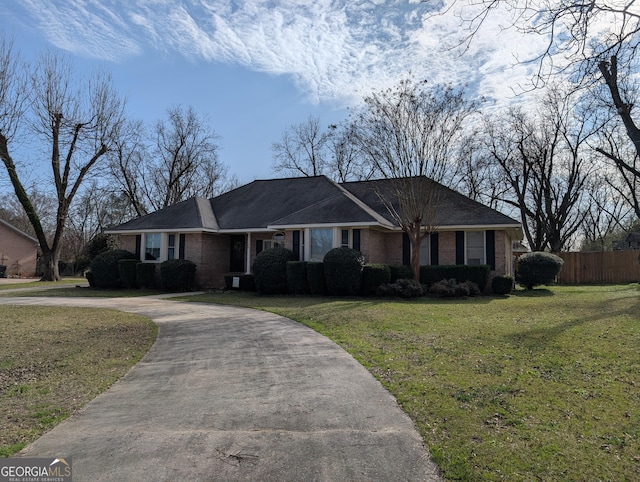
0, 295, 442, 481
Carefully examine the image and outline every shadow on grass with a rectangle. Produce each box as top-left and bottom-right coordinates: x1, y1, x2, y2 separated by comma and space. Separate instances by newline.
510, 288, 555, 297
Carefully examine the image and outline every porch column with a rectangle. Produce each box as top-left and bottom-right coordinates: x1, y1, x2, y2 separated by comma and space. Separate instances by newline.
246, 232, 251, 274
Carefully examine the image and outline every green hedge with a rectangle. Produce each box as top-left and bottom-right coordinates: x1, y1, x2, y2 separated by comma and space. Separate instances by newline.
286, 261, 308, 295
160, 259, 196, 292
389, 265, 413, 282
117, 259, 138, 289
136, 263, 156, 289
420, 265, 491, 291
253, 247, 297, 294
306, 262, 326, 295
324, 247, 364, 296
89, 249, 137, 289
362, 264, 391, 295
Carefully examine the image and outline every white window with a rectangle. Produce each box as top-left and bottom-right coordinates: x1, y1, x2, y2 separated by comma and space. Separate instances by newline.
466, 231, 485, 265
143, 233, 182, 262
419, 236, 430, 265
263, 232, 285, 250
144, 233, 161, 260
310, 228, 333, 261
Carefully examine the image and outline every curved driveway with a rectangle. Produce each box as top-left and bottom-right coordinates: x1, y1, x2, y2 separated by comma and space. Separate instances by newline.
0, 295, 442, 481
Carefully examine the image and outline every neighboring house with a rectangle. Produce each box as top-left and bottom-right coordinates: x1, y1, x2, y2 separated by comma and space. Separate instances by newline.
624, 232, 640, 249
107, 176, 523, 289
0, 218, 39, 277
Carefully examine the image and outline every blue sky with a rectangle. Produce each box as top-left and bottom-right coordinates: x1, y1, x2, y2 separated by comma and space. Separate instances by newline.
0, 0, 550, 185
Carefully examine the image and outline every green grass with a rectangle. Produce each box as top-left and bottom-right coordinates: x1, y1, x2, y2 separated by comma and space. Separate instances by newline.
0, 306, 157, 456
181, 285, 640, 481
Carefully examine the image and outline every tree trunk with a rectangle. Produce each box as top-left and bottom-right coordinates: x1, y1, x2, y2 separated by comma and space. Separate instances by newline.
39, 248, 61, 282
408, 226, 422, 282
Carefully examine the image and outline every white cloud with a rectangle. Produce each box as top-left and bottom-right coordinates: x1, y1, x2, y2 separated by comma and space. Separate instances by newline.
4, 0, 594, 108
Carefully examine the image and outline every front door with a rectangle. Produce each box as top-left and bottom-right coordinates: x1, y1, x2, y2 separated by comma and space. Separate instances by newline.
229, 235, 245, 272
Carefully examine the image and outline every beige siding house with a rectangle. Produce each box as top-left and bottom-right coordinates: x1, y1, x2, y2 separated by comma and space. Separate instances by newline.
0, 219, 39, 277
108, 176, 523, 289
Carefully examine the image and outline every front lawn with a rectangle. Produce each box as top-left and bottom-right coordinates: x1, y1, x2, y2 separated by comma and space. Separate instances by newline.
0, 306, 157, 456
184, 285, 640, 481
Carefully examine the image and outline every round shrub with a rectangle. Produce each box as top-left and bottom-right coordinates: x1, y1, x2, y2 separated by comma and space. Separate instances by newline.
160, 259, 196, 292
89, 249, 137, 289
362, 264, 391, 296
516, 252, 564, 290
492, 275, 514, 295
253, 247, 297, 294
324, 247, 364, 296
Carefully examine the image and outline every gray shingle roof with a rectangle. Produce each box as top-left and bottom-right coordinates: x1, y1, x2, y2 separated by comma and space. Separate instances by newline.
109, 197, 218, 232
108, 175, 520, 233
342, 177, 520, 227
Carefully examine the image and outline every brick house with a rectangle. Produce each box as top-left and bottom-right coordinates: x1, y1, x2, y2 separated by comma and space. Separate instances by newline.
0, 218, 39, 277
106, 176, 523, 289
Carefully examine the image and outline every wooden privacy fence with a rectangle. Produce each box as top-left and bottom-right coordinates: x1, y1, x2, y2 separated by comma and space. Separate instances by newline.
552, 250, 640, 284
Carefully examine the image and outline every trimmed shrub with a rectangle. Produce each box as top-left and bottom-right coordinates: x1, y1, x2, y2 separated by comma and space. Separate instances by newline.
362, 264, 391, 295
160, 259, 196, 292
420, 265, 491, 291
306, 262, 326, 295
90, 249, 137, 289
86, 233, 117, 260
389, 265, 413, 282
376, 278, 424, 298
286, 261, 308, 295
429, 278, 481, 298
516, 252, 564, 290
118, 259, 138, 289
85, 270, 95, 288
253, 247, 297, 294
136, 263, 156, 289
491, 275, 514, 295
324, 247, 364, 296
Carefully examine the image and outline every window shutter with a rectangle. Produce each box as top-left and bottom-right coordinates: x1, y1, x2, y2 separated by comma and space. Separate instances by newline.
292, 231, 300, 260
135, 235, 141, 259
402, 232, 411, 266
456, 231, 465, 265
430, 232, 439, 265
256, 239, 263, 255
486, 230, 495, 270
179, 234, 186, 260
353, 229, 361, 252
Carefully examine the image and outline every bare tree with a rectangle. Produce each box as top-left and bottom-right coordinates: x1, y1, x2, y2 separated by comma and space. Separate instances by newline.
108, 119, 148, 217
446, 1, 640, 218
149, 105, 229, 210
327, 123, 378, 182
482, 85, 595, 251
0, 38, 126, 280
109, 106, 235, 215
350, 78, 478, 280
580, 174, 632, 251
271, 115, 333, 177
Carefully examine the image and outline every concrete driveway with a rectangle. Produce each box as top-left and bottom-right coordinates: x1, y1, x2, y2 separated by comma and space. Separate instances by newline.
0, 295, 442, 481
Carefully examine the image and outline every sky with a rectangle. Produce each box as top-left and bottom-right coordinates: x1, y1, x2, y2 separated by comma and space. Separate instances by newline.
0, 0, 552, 185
